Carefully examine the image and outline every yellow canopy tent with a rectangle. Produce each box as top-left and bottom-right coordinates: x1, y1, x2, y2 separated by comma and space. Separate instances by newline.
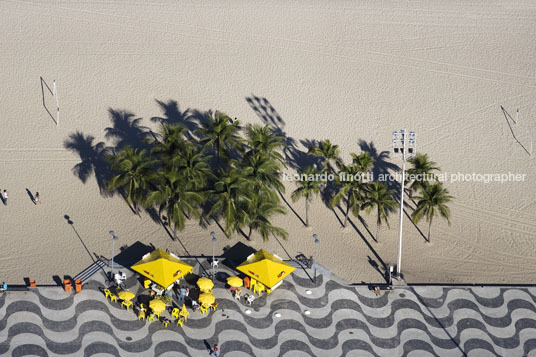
131, 249, 193, 289
237, 249, 295, 289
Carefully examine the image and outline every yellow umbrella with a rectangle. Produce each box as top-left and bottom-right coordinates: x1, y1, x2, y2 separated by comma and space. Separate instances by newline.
131, 249, 193, 289
149, 298, 166, 314
198, 292, 215, 306
237, 249, 295, 289
197, 277, 214, 292
118, 291, 135, 301
227, 276, 243, 288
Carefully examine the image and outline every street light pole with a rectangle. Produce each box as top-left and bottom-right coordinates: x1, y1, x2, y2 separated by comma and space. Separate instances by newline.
211, 231, 216, 281
109, 231, 119, 281
392, 130, 416, 278
313, 234, 319, 283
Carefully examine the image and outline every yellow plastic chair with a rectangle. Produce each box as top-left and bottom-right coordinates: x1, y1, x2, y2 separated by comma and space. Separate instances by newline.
147, 313, 156, 322
179, 304, 189, 321
171, 308, 180, 319
199, 305, 208, 315
122, 300, 133, 311
104, 289, 111, 300
250, 278, 256, 291
266, 288, 272, 295
210, 302, 218, 311
162, 319, 170, 328
138, 311, 145, 321
253, 284, 264, 296
176, 318, 184, 327
110, 294, 118, 303
144, 280, 151, 289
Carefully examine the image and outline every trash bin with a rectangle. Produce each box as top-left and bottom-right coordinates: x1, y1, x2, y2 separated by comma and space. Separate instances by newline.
64, 279, 72, 293
30, 280, 37, 287
75, 280, 82, 293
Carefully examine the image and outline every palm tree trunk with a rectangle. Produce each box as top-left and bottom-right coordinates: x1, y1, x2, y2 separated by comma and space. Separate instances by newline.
427, 217, 433, 243
305, 199, 309, 226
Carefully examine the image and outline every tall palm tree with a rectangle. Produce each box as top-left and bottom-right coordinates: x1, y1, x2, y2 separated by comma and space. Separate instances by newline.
291, 166, 323, 226
351, 152, 375, 174
175, 143, 213, 190
243, 191, 288, 241
195, 111, 242, 162
150, 122, 189, 169
208, 168, 250, 236
330, 163, 366, 227
362, 182, 397, 242
106, 146, 157, 210
308, 139, 340, 173
245, 124, 285, 165
143, 169, 202, 232
411, 182, 453, 243
239, 152, 284, 195
406, 153, 440, 196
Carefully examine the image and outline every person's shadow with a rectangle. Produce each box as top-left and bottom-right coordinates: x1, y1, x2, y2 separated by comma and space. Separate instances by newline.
25, 189, 35, 203
203, 340, 213, 354
0, 192, 5, 206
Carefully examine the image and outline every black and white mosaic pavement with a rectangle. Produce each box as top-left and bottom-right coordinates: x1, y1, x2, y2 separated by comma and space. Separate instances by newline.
1, 261, 536, 356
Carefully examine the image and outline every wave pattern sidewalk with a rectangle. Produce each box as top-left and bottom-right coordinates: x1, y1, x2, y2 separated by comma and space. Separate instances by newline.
0, 265, 535, 356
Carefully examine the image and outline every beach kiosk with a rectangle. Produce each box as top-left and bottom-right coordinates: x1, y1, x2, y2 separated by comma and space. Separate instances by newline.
131, 249, 193, 293
237, 249, 295, 292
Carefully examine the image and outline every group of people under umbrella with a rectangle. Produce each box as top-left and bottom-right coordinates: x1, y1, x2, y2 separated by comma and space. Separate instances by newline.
104, 247, 295, 327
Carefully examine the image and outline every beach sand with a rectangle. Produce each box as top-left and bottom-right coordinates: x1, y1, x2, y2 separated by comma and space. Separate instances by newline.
0, 0, 535, 284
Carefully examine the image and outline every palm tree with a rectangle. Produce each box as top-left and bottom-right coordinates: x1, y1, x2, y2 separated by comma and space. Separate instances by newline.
150, 122, 189, 169
195, 111, 242, 162
243, 191, 288, 241
143, 169, 202, 232
106, 146, 157, 210
175, 143, 213, 190
239, 152, 284, 195
411, 182, 453, 243
308, 139, 340, 173
208, 168, 250, 236
291, 166, 323, 226
245, 124, 285, 164
362, 182, 397, 242
351, 152, 375, 174
406, 153, 440, 196
330, 163, 366, 227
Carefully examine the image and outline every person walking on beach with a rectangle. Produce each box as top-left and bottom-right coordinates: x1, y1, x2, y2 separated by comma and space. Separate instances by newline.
209, 344, 220, 356
33, 192, 40, 205
2, 190, 7, 205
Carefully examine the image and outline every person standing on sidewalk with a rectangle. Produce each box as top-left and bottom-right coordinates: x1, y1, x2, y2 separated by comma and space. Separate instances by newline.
34, 192, 40, 205
2, 190, 7, 205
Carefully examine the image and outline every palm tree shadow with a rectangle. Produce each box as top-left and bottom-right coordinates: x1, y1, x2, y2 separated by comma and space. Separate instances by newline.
151, 99, 199, 139
105, 108, 152, 152
64, 131, 113, 196
346, 214, 387, 281
278, 190, 306, 226
403, 207, 427, 242
359, 140, 400, 191
245, 95, 319, 171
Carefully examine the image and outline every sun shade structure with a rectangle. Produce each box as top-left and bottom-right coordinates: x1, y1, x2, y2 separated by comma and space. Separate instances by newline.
198, 292, 215, 306
237, 249, 295, 289
118, 291, 135, 301
131, 248, 193, 289
227, 276, 243, 287
196, 277, 214, 292
149, 298, 166, 314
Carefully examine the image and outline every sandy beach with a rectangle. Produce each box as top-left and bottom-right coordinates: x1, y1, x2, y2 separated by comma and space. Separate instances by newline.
0, 0, 535, 285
